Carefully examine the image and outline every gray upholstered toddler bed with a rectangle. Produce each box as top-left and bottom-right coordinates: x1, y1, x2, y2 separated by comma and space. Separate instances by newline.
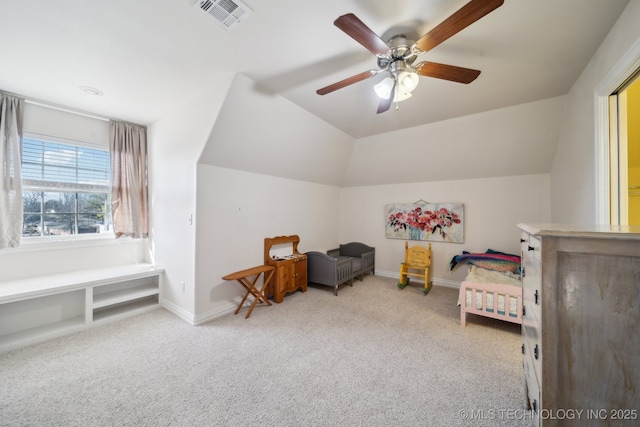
306, 251, 353, 296
326, 242, 375, 281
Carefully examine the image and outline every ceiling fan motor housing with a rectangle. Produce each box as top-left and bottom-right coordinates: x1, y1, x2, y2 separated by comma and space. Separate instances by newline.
377, 35, 418, 70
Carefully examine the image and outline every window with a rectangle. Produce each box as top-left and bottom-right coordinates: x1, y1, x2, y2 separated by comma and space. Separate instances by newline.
21, 135, 112, 238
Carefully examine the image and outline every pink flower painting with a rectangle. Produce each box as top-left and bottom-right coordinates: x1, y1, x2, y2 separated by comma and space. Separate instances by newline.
385, 203, 464, 243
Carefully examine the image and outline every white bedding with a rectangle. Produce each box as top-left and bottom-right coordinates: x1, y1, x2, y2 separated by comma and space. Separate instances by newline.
464, 265, 521, 287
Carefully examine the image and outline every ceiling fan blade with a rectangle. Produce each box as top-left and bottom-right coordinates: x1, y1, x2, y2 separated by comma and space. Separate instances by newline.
414, 0, 504, 53
316, 70, 378, 95
377, 83, 395, 114
416, 62, 481, 84
334, 13, 390, 55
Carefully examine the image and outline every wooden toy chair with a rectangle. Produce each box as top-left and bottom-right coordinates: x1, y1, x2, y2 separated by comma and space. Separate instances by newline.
398, 242, 432, 294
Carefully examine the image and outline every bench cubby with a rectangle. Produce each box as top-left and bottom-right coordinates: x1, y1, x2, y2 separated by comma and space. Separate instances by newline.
0, 264, 163, 353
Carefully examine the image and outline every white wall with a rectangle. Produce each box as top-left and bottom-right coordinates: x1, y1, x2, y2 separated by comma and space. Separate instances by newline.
194, 165, 341, 321
198, 74, 355, 187
0, 239, 147, 281
23, 103, 110, 147
551, 0, 640, 223
340, 174, 550, 284
344, 96, 565, 186
147, 75, 234, 319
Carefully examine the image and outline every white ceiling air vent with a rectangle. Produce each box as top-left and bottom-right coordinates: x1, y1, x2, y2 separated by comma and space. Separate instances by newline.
194, 0, 253, 31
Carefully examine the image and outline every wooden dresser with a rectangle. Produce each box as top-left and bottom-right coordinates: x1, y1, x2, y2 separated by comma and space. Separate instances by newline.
264, 235, 307, 303
518, 224, 640, 426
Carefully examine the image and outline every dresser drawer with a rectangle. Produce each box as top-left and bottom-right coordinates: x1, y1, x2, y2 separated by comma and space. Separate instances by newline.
521, 233, 542, 322
522, 287, 541, 325
522, 320, 542, 387
523, 351, 541, 425
522, 286, 540, 336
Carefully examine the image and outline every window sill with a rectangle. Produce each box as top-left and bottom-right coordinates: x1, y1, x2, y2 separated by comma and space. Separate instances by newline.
5, 234, 143, 253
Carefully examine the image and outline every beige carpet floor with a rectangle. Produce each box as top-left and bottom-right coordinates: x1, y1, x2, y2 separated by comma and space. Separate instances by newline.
0, 275, 535, 426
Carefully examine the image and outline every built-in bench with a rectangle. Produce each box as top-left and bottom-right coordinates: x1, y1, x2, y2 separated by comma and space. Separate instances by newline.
0, 264, 164, 353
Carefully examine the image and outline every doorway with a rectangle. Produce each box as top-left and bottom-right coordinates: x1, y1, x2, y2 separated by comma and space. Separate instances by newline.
596, 40, 640, 225
609, 70, 640, 225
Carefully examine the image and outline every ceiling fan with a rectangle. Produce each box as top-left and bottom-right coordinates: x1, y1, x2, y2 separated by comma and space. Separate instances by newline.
316, 0, 504, 114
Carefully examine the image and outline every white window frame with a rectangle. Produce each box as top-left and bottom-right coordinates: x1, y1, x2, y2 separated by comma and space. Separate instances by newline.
21, 132, 114, 243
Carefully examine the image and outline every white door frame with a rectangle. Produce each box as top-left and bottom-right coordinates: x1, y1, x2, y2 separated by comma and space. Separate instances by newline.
595, 38, 640, 224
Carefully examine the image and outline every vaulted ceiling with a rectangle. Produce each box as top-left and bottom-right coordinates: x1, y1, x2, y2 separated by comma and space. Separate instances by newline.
0, 0, 631, 138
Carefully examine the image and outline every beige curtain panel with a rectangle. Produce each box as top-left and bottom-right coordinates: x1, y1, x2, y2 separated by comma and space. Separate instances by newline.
0, 92, 24, 249
109, 121, 148, 239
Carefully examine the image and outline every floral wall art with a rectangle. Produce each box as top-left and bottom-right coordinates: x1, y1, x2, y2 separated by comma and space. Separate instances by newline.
385, 202, 464, 243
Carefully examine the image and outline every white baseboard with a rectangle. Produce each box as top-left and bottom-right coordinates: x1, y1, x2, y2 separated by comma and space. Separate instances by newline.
163, 274, 461, 326
433, 278, 461, 289
373, 269, 398, 279
193, 300, 240, 325
161, 299, 196, 325
375, 269, 460, 289
163, 297, 246, 326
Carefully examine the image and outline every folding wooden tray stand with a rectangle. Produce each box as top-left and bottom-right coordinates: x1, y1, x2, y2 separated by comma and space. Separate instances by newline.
222, 265, 275, 319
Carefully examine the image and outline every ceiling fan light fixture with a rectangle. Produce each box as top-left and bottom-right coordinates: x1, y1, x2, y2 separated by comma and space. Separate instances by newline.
374, 77, 394, 99
398, 70, 419, 93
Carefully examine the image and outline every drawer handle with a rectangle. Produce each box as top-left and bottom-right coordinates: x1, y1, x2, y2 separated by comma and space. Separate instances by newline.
532, 399, 537, 412
523, 305, 526, 317
534, 289, 539, 305
528, 245, 534, 252
521, 343, 525, 354
520, 238, 526, 243
534, 344, 539, 360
